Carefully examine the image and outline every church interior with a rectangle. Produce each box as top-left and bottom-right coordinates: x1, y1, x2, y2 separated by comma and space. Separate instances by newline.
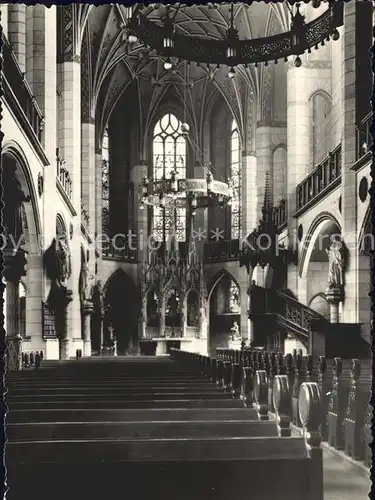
1, 2, 373, 499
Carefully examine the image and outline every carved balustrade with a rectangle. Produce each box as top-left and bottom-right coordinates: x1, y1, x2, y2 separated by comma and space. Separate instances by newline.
296, 144, 341, 213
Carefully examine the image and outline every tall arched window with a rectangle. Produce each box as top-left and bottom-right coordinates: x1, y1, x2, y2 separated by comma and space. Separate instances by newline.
153, 113, 187, 241
102, 128, 110, 235
230, 120, 241, 239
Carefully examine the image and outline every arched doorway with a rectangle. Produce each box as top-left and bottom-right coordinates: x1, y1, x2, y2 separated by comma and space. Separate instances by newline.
208, 271, 241, 356
301, 216, 342, 322
104, 270, 140, 354
2, 147, 42, 366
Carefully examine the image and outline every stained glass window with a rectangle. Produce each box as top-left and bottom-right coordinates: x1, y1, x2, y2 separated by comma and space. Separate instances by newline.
230, 120, 241, 239
228, 279, 240, 313
102, 129, 110, 235
153, 114, 187, 242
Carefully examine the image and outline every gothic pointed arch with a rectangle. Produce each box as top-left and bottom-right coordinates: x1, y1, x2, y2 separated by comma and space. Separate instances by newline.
152, 112, 187, 242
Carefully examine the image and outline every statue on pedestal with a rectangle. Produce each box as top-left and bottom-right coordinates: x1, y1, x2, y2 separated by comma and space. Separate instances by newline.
229, 321, 240, 341
325, 237, 344, 289
56, 233, 71, 289
79, 258, 94, 302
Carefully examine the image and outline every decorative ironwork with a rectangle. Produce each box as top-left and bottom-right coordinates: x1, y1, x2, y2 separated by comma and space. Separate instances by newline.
296, 144, 341, 214
127, 3, 343, 67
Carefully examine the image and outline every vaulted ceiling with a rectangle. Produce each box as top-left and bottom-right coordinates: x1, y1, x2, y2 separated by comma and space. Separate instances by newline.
80, 3, 308, 145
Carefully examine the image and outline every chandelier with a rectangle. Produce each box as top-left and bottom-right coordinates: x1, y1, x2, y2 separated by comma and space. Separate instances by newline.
125, 2, 344, 70
140, 166, 233, 217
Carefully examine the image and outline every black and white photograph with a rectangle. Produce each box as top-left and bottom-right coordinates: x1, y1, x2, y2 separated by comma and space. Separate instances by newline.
0, 1, 373, 499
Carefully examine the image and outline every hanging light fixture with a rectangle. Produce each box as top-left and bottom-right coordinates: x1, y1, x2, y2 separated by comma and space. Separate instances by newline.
164, 58, 173, 70
127, 3, 344, 69
226, 4, 239, 64
138, 59, 233, 215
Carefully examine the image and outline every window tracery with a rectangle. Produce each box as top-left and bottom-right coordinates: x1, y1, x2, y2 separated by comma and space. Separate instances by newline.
153, 114, 187, 242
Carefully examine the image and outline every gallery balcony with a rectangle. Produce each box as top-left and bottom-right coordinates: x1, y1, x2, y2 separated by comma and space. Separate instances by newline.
272, 199, 287, 231
1, 34, 47, 164
102, 239, 138, 262
354, 112, 372, 169
204, 239, 240, 263
295, 144, 342, 216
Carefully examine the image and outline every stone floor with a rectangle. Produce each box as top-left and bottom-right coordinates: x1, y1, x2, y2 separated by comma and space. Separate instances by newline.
322, 446, 371, 500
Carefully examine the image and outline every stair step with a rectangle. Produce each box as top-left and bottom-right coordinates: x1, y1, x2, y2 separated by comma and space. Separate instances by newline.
4, 459, 315, 500
7, 399, 244, 410
6, 436, 306, 463
6, 382, 213, 389
6, 392, 230, 401
7, 420, 278, 441
7, 407, 258, 424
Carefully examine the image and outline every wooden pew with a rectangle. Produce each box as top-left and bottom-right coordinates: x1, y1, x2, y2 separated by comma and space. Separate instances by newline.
327, 357, 352, 450
291, 352, 306, 427
343, 359, 372, 460
363, 402, 373, 468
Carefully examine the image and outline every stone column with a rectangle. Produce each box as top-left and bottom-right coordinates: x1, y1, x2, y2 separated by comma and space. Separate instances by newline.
193, 162, 207, 258
58, 289, 73, 360
340, 2, 359, 323
81, 120, 96, 238
239, 282, 250, 345
57, 34, 81, 354
286, 64, 311, 297
24, 5, 56, 356
159, 300, 166, 337
326, 287, 342, 324
130, 163, 148, 347
8, 5, 26, 71
242, 153, 258, 238
81, 300, 93, 357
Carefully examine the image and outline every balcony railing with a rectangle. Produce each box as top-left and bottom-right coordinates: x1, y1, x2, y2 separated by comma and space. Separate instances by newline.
2, 35, 44, 144
102, 238, 137, 262
355, 112, 372, 161
249, 285, 321, 335
204, 239, 240, 263
272, 199, 287, 230
296, 144, 341, 213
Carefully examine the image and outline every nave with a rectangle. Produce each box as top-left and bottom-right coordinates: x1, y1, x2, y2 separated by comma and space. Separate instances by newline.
4, 354, 370, 500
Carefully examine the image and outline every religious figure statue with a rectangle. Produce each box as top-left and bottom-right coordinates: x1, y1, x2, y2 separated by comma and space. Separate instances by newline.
79, 260, 94, 300
230, 321, 240, 341
188, 301, 198, 327
325, 237, 344, 288
55, 233, 71, 288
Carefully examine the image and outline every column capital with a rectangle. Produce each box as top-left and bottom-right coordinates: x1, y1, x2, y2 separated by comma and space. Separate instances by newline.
325, 285, 344, 305
81, 299, 94, 315
82, 117, 95, 126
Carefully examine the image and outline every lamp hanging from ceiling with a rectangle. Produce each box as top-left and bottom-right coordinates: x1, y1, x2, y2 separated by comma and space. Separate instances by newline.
125, 2, 343, 68
139, 60, 233, 216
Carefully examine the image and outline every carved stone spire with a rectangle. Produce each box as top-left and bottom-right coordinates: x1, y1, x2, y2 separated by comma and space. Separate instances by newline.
261, 171, 273, 224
